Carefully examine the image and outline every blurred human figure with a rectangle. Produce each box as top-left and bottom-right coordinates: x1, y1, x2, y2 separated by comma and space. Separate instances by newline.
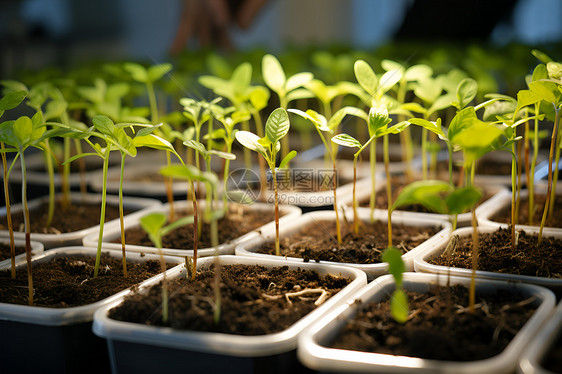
169, 0, 267, 54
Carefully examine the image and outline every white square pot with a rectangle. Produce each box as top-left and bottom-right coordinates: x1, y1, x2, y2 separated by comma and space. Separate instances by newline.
92, 255, 367, 373
0, 192, 162, 249
236, 208, 451, 280
297, 272, 556, 374
82, 200, 302, 258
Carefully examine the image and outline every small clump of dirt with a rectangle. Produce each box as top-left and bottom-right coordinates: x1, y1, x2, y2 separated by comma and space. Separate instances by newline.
109, 264, 350, 335
0, 253, 167, 307
491, 194, 562, 228
330, 285, 537, 361
0, 243, 25, 262
430, 227, 562, 278
258, 220, 439, 264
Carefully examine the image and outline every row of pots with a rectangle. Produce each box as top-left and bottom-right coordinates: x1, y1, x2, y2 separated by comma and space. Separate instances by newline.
1, 189, 561, 373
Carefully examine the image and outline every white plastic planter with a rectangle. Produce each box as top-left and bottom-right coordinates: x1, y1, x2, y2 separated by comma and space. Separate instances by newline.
235, 208, 451, 280
298, 272, 556, 374
0, 246, 184, 373
519, 300, 562, 374
82, 200, 302, 258
414, 224, 562, 290
0, 237, 43, 268
92, 255, 367, 374
0, 192, 161, 249
478, 186, 562, 232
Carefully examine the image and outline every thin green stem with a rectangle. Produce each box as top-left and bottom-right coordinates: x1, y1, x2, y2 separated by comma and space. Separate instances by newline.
43, 142, 55, 228
549, 116, 562, 217
272, 165, 280, 256
165, 151, 175, 222
93, 147, 111, 278
539, 106, 560, 242
1, 143, 16, 278
20, 149, 34, 305
369, 140, 377, 222
384, 135, 392, 248
189, 180, 198, 281
62, 137, 71, 208
353, 154, 359, 234
421, 128, 428, 180
147, 81, 159, 124
119, 153, 128, 277
529, 103, 540, 224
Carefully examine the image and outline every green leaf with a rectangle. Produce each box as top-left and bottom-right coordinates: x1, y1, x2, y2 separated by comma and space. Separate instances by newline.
448, 107, 478, 141
401, 102, 426, 114
279, 150, 297, 169
285, 88, 314, 103
382, 247, 405, 286
93, 115, 115, 136
183, 139, 207, 155
124, 62, 148, 83
483, 100, 517, 122
529, 81, 557, 104
235, 130, 267, 156
285, 72, 314, 92
13, 116, 33, 146
452, 121, 504, 152
161, 215, 195, 237
44, 100, 67, 121
288, 108, 328, 131
404, 64, 433, 82
391, 180, 450, 213
390, 289, 409, 324
368, 107, 392, 137
532, 49, 553, 64
354, 60, 377, 96
379, 68, 404, 94
547, 62, 562, 80
408, 118, 445, 139
160, 164, 200, 180
331, 133, 361, 148
455, 78, 478, 110
140, 212, 166, 244
147, 63, 172, 82
231, 62, 252, 95
249, 86, 270, 111
209, 149, 236, 160
134, 134, 180, 161
532, 64, 549, 82
516, 90, 542, 110
445, 186, 482, 215
0, 90, 27, 114
262, 54, 286, 93
265, 108, 290, 144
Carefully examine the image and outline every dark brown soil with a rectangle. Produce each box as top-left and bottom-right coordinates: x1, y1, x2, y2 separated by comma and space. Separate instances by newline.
109, 264, 350, 335
0, 200, 131, 234
120, 204, 276, 249
330, 285, 536, 361
258, 220, 439, 264
542, 334, 562, 372
0, 253, 166, 307
490, 194, 562, 228
430, 227, 562, 278
0, 243, 25, 262
360, 177, 494, 213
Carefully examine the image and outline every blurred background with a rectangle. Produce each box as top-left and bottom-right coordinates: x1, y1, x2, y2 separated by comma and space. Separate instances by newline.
1, 0, 562, 78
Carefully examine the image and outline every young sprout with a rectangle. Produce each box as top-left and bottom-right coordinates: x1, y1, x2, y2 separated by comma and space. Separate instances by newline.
140, 212, 194, 324
262, 54, 313, 158
236, 108, 297, 255
381, 246, 408, 323
0, 89, 28, 278
288, 106, 365, 243
332, 107, 409, 246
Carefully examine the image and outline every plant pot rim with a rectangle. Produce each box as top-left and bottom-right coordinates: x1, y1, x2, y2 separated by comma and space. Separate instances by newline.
0, 192, 161, 249
518, 299, 562, 374
297, 272, 556, 374
414, 223, 562, 289
82, 200, 302, 257
92, 254, 367, 357
0, 237, 44, 268
235, 208, 451, 279
0, 246, 184, 326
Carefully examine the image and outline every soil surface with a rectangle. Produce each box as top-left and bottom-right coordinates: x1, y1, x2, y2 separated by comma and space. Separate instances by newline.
258, 220, 439, 264
120, 204, 277, 249
360, 177, 494, 213
490, 194, 562, 228
430, 227, 562, 278
0, 253, 166, 307
0, 243, 25, 262
542, 334, 562, 373
109, 264, 350, 335
330, 285, 536, 361
0, 200, 130, 234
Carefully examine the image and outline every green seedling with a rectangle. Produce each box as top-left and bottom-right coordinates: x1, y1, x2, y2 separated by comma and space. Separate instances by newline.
0, 89, 27, 278
262, 54, 313, 159
183, 139, 230, 247
332, 107, 409, 246
289, 106, 365, 243
381, 246, 408, 323
236, 108, 296, 255
140, 212, 195, 324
